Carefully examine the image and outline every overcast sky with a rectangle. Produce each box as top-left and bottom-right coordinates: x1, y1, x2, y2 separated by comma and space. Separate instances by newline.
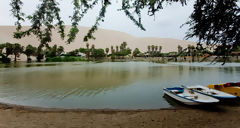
0, 0, 196, 41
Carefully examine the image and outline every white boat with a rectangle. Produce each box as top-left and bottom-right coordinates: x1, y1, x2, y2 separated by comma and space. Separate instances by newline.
163, 87, 219, 105
182, 85, 237, 99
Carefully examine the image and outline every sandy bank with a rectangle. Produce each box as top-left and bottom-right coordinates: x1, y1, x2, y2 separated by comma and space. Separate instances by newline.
0, 26, 195, 53
0, 102, 240, 128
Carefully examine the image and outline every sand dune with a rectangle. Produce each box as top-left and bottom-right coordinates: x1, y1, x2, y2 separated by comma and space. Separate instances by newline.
0, 26, 195, 53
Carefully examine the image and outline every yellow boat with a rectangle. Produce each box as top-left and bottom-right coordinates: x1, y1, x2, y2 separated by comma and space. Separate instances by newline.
207, 83, 240, 97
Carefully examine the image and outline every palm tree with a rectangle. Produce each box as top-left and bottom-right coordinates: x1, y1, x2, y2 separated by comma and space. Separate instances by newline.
105, 48, 109, 55
155, 46, 158, 54
147, 45, 151, 53
111, 46, 114, 54
86, 43, 89, 49
122, 42, 127, 49
12, 43, 23, 62
116, 46, 119, 52
151, 45, 155, 56
178, 45, 183, 54
120, 45, 124, 52
91, 44, 95, 50
159, 46, 162, 53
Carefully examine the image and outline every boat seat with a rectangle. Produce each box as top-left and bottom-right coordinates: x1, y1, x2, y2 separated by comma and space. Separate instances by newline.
171, 90, 183, 94
183, 95, 198, 99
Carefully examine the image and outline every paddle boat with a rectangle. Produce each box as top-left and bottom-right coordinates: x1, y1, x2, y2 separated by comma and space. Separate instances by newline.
207, 82, 240, 97
163, 87, 219, 105
182, 85, 237, 99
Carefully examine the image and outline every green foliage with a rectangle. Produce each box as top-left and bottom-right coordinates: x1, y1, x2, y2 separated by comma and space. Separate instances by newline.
11, 0, 65, 53
184, 0, 240, 56
10, 0, 24, 31
45, 56, 85, 62
25, 44, 37, 62
66, 49, 79, 56
91, 48, 105, 58
79, 48, 87, 54
105, 48, 109, 55
113, 42, 131, 57
12, 43, 23, 61
133, 48, 141, 57
0, 55, 11, 63
67, 0, 98, 43
45, 45, 57, 58
111, 54, 116, 60
36, 48, 44, 62
5, 43, 14, 57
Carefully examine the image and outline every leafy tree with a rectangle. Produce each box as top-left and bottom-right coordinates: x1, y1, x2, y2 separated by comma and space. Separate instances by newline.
36, 47, 44, 62
91, 48, 105, 58
25, 44, 37, 62
5, 43, 14, 57
184, 0, 240, 62
46, 45, 57, 58
79, 48, 87, 54
12, 43, 23, 62
133, 48, 141, 57
126, 48, 132, 55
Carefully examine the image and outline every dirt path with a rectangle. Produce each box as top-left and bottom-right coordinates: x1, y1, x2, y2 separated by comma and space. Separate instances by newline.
0, 104, 239, 128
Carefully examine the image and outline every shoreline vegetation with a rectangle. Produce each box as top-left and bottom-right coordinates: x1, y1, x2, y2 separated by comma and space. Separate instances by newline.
1, 42, 240, 64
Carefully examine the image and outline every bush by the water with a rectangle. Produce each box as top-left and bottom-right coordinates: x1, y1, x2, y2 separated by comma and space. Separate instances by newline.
45, 56, 86, 62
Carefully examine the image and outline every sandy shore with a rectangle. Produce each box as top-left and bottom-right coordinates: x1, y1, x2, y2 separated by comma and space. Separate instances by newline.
0, 103, 240, 128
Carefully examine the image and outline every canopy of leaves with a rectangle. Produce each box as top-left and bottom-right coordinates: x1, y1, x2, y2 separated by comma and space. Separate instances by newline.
25, 44, 37, 57
133, 48, 141, 57
91, 48, 105, 58
184, 0, 240, 56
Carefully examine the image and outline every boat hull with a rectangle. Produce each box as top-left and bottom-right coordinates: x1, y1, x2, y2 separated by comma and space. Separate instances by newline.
163, 89, 202, 105
186, 85, 237, 99
208, 84, 240, 97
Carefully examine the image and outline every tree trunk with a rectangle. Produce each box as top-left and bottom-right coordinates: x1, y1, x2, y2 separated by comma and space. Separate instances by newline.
14, 54, 17, 62
27, 56, 31, 63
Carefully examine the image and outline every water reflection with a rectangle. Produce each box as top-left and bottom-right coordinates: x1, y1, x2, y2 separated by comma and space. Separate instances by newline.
0, 62, 239, 109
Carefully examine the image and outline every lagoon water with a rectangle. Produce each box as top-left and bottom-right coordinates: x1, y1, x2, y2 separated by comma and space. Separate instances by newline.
0, 62, 240, 109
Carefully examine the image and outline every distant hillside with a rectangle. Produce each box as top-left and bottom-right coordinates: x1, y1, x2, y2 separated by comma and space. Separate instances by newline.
0, 26, 195, 53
